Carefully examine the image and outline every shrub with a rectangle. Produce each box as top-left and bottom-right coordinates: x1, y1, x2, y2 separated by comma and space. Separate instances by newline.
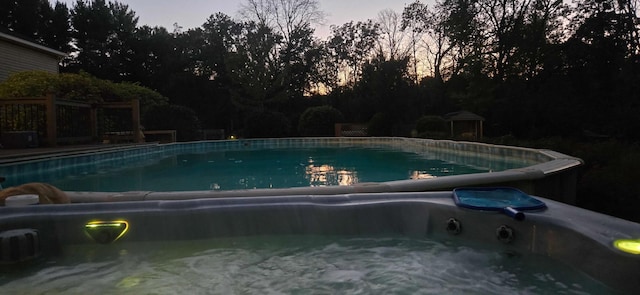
142, 104, 201, 141
0, 71, 58, 98
367, 112, 392, 136
415, 115, 448, 138
244, 110, 291, 138
298, 105, 344, 137
56, 72, 103, 102
0, 71, 168, 112
111, 82, 169, 114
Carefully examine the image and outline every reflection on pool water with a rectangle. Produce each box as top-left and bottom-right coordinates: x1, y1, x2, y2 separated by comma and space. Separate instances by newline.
305, 164, 360, 186
39, 147, 503, 192
0, 236, 615, 294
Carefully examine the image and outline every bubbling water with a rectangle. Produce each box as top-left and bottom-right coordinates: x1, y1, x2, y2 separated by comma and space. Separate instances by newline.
0, 236, 615, 294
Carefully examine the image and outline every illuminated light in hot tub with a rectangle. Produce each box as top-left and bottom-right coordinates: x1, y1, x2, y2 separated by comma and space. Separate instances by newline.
614, 239, 640, 254
85, 220, 129, 244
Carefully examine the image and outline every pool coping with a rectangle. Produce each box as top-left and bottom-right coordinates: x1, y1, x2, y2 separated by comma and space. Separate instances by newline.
68, 161, 577, 202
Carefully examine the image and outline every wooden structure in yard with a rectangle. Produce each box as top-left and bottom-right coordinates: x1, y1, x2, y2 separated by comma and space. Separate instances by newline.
443, 110, 485, 140
335, 123, 368, 137
0, 94, 141, 147
142, 130, 176, 143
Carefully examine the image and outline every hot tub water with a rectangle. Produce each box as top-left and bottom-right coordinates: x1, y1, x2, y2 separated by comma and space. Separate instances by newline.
0, 236, 615, 294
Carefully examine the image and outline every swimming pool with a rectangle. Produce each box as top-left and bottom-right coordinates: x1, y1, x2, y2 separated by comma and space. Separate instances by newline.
0, 137, 582, 204
1, 191, 638, 293
8, 146, 517, 192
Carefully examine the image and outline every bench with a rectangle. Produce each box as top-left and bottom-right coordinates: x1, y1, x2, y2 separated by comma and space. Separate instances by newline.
335, 123, 368, 137
103, 130, 176, 144
103, 131, 137, 144
143, 130, 176, 143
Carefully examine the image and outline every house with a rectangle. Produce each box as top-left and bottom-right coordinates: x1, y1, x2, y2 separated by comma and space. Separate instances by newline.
0, 32, 69, 147
0, 31, 67, 81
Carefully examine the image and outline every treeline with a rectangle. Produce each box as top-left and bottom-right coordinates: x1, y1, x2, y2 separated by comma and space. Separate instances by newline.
1, 0, 639, 140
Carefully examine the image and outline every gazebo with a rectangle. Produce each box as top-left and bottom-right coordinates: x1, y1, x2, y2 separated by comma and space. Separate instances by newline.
443, 110, 484, 140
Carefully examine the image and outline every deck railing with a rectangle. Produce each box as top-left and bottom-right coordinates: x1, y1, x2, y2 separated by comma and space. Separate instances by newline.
0, 94, 140, 146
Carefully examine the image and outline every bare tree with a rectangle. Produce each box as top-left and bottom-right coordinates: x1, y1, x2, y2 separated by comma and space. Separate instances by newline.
239, 0, 274, 27
239, 0, 326, 43
376, 9, 411, 61
424, 2, 457, 81
401, 0, 429, 82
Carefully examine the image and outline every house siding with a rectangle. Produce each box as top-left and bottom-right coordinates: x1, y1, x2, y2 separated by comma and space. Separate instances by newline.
0, 39, 60, 81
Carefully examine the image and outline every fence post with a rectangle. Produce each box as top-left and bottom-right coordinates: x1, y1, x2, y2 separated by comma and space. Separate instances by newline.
45, 93, 57, 146
131, 99, 142, 143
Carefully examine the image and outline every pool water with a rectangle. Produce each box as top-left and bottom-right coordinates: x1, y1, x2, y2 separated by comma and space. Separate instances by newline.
0, 236, 615, 294
40, 147, 503, 192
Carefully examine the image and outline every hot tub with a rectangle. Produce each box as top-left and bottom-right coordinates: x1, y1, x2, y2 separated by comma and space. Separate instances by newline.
1, 191, 638, 293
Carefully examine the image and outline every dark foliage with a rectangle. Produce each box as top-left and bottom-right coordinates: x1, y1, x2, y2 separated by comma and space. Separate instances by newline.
142, 104, 201, 141
243, 110, 291, 138
415, 115, 448, 139
298, 105, 344, 136
0, 0, 72, 52
367, 112, 393, 136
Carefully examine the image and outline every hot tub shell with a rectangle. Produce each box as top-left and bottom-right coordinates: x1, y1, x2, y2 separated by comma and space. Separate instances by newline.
1, 191, 639, 293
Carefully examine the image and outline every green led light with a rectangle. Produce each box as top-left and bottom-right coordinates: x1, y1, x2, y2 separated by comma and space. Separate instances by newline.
614, 239, 640, 255
85, 220, 129, 244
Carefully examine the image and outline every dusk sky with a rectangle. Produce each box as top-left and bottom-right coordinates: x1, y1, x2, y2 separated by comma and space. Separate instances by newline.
50, 0, 417, 38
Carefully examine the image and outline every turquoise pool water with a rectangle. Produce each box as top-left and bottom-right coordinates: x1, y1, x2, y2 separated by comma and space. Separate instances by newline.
18, 146, 507, 192
0, 235, 614, 294
4, 137, 562, 196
